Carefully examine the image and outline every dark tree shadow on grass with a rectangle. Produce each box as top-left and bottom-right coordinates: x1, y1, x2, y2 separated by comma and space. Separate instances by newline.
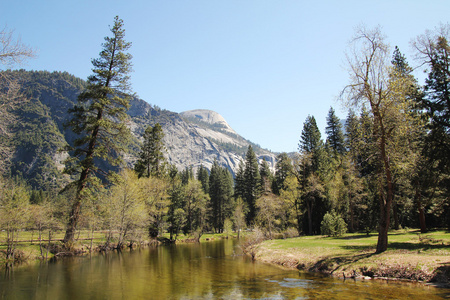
309, 252, 376, 275
339, 241, 448, 252
336, 234, 375, 240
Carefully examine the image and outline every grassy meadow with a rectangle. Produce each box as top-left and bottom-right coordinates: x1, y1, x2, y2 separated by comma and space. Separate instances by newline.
254, 229, 449, 283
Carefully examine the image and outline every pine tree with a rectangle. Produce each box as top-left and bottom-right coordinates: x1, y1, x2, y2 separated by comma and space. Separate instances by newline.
243, 145, 261, 224
297, 115, 326, 235
413, 26, 450, 229
180, 166, 194, 186
325, 107, 345, 156
134, 123, 166, 178
423, 37, 450, 134
63, 16, 133, 247
196, 164, 209, 193
208, 159, 234, 232
272, 152, 293, 195
299, 115, 324, 174
259, 158, 273, 193
234, 160, 245, 200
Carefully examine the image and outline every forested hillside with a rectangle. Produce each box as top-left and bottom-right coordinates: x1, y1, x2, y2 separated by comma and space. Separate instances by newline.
2, 70, 275, 190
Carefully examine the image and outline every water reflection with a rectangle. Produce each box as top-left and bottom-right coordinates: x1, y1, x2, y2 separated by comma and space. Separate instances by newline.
0, 239, 448, 299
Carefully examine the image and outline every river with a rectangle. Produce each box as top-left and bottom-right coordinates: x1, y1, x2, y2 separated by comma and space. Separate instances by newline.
0, 239, 448, 299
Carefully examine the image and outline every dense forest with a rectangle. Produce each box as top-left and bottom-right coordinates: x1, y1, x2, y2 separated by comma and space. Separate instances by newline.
1, 18, 449, 259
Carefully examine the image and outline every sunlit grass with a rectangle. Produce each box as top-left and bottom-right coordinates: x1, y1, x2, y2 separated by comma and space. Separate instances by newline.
256, 229, 450, 281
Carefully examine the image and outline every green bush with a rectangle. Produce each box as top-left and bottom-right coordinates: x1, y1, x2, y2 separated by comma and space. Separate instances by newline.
321, 211, 347, 237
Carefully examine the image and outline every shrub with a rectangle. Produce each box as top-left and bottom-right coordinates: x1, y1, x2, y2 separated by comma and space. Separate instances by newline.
321, 211, 347, 237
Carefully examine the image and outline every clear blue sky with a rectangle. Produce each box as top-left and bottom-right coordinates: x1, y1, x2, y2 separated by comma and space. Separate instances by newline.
2, 1, 449, 152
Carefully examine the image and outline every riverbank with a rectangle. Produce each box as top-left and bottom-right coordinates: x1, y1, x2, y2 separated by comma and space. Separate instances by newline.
252, 230, 449, 285
0, 230, 233, 266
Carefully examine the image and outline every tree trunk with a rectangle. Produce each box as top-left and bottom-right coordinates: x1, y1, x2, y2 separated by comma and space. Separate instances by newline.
349, 196, 355, 233
413, 182, 427, 233
418, 202, 427, 234
63, 197, 82, 248
63, 110, 101, 248
90, 228, 94, 253
306, 200, 313, 235
393, 201, 400, 230
46, 230, 51, 260
38, 226, 43, 259
374, 109, 393, 254
296, 211, 302, 235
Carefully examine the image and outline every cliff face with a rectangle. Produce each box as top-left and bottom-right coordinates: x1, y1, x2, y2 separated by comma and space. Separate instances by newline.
129, 104, 276, 176
7, 70, 277, 188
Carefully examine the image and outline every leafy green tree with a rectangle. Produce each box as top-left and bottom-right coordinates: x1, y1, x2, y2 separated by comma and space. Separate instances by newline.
243, 145, 261, 225
342, 27, 393, 253
103, 169, 147, 249
183, 179, 209, 237
62, 16, 133, 247
325, 107, 345, 156
342, 26, 423, 252
134, 123, 167, 178
0, 177, 30, 264
320, 210, 347, 237
141, 175, 169, 238
279, 175, 302, 234
256, 192, 285, 239
233, 197, 247, 239
223, 218, 233, 238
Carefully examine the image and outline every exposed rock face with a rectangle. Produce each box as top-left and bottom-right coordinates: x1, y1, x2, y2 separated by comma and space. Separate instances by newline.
128, 103, 277, 176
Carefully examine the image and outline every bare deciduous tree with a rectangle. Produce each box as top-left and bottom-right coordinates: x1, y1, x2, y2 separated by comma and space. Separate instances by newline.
0, 27, 35, 174
341, 26, 395, 253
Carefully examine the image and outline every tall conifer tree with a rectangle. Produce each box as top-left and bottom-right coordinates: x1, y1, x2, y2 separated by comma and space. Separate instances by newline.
325, 107, 345, 156
134, 123, 166, 178
63, 16, 133, 247
243, 145, 261, 224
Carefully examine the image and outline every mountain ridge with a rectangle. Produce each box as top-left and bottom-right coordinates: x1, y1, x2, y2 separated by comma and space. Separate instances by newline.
6, 70, 277, 189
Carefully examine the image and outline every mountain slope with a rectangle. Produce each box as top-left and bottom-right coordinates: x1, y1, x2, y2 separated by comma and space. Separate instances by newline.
6, 70, 277, 188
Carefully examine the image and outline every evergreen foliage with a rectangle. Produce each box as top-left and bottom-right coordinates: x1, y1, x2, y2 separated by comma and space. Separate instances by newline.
134, 123, 167, 178
272, 152, 293, 195
242, 146, 261, 225
196, 164, 210, 193
63, 16, 133, 247
325, 107, 345, 156
209, 159, 234, 232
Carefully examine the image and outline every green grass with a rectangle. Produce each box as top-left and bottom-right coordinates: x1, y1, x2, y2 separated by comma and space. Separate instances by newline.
256, 229, 450, 282
266, 230, 449, 251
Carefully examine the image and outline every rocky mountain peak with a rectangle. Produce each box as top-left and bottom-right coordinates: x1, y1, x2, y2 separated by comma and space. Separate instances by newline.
180, 109, 236, 135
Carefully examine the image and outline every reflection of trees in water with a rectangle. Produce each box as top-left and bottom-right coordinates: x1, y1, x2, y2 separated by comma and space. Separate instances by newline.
0, 239, 444, 299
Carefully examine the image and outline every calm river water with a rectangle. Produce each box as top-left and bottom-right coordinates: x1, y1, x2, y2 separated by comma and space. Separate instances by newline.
0, 239, 448, 299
